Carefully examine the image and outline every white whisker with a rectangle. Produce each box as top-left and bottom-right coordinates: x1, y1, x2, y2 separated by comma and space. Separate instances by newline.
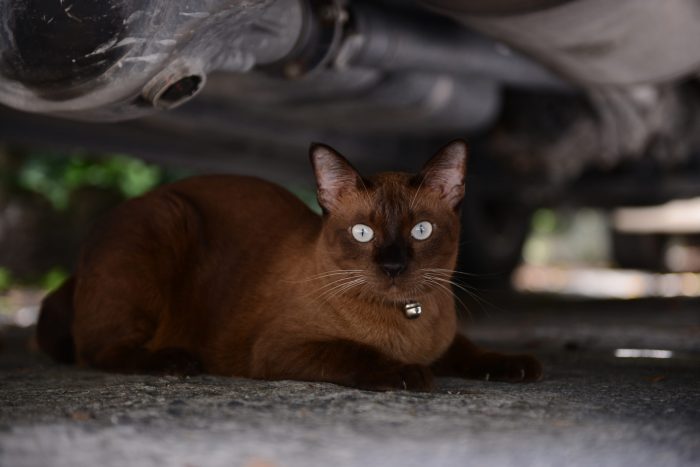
304, 274, 362, 300
286, 269, 364, 283
422, 275, 472, 321
320, 277, 366, 303
424, 274, 499, 317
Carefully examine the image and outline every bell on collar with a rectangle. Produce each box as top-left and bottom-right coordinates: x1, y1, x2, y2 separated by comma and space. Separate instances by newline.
404, 301, 422, 319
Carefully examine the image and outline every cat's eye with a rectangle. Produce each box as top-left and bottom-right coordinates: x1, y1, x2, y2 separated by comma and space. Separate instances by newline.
411, 221, 433, 240
351, 224, 374, 242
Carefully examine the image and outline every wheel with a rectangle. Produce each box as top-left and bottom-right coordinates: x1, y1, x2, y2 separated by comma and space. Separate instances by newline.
610, 231, 668, 271
457, 191, 533, 284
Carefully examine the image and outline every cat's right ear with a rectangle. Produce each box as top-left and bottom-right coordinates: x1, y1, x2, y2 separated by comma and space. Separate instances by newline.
310, 143, 362, 213
417, 139, 468, 211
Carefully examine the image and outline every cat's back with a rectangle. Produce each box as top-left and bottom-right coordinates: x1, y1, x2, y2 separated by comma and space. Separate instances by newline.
159, 174, 321, 247
81, 174, 319, 266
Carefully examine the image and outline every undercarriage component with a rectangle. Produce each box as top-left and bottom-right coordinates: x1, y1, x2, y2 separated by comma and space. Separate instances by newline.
422, 0, 700, 179
0, 0, 305, 119
611, 232, 668, 272
484, 83, 700, 183
335, 1, 566, 90
429, 0, 700, 86
1, 0, 700, 192
457, 187, 533, 280
0, 0, 565, 125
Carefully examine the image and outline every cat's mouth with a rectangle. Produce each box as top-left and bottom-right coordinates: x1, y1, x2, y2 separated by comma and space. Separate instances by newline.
369, 275, 428, 303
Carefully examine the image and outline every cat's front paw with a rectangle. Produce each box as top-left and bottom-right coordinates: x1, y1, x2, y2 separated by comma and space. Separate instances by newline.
467, 353, 543, 383
356, 364, 435, 392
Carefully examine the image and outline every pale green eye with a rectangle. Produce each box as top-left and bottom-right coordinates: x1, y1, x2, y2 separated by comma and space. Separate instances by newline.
351, 224, 374, 242
411, 221, 433, 240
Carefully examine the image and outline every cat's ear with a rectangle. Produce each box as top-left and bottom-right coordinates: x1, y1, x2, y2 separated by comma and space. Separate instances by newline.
417, 139, 468, 210
310, 143, 362, 213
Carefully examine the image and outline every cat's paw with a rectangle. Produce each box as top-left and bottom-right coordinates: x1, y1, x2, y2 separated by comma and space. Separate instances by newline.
357, 364, 435, 392
467, 353, 543, 383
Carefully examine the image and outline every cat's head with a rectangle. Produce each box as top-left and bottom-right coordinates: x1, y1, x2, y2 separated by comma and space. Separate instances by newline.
310, 140, 467, 303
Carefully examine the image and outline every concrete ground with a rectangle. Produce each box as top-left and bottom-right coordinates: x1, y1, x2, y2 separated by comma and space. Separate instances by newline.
0, 295, 699, 467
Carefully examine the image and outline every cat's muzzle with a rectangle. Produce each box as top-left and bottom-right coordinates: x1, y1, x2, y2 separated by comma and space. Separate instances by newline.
404, 301, 422, 319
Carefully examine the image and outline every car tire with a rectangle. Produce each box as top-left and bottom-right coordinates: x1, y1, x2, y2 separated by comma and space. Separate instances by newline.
457, 192, 532, 286
611, 231, 668, 271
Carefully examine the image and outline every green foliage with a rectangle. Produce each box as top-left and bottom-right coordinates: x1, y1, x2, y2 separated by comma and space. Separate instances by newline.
0, 267, 11, 293
524, 208, 609, 266
41, 267, 69, 292
1, 147, 188, 289
289, 185, 322, 214
16, 150, 167, 210
531, 209, 558, 234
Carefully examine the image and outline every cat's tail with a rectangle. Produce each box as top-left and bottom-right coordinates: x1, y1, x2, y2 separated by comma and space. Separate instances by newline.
36, 276, 76, 364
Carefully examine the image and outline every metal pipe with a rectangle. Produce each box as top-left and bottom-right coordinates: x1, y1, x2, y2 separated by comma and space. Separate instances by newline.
338, 1, 570, 90
0, 0, 306, 119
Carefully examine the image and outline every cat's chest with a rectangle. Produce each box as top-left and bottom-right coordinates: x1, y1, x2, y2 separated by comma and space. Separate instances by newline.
332, 294, 457, 365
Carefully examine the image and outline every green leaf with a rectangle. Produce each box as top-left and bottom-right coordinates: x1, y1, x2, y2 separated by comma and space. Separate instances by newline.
0, 267, 12, 292
42, 267, 69, 292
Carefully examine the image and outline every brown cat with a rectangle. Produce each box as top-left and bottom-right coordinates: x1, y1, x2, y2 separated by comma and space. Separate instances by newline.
37, 140, 542, 391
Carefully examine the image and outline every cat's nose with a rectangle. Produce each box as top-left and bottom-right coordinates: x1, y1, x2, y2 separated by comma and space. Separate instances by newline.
381, 262, 406, 278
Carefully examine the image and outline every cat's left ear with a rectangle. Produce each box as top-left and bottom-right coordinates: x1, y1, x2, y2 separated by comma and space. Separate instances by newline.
310, 143, 362, 213
417, 139, 468, 210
